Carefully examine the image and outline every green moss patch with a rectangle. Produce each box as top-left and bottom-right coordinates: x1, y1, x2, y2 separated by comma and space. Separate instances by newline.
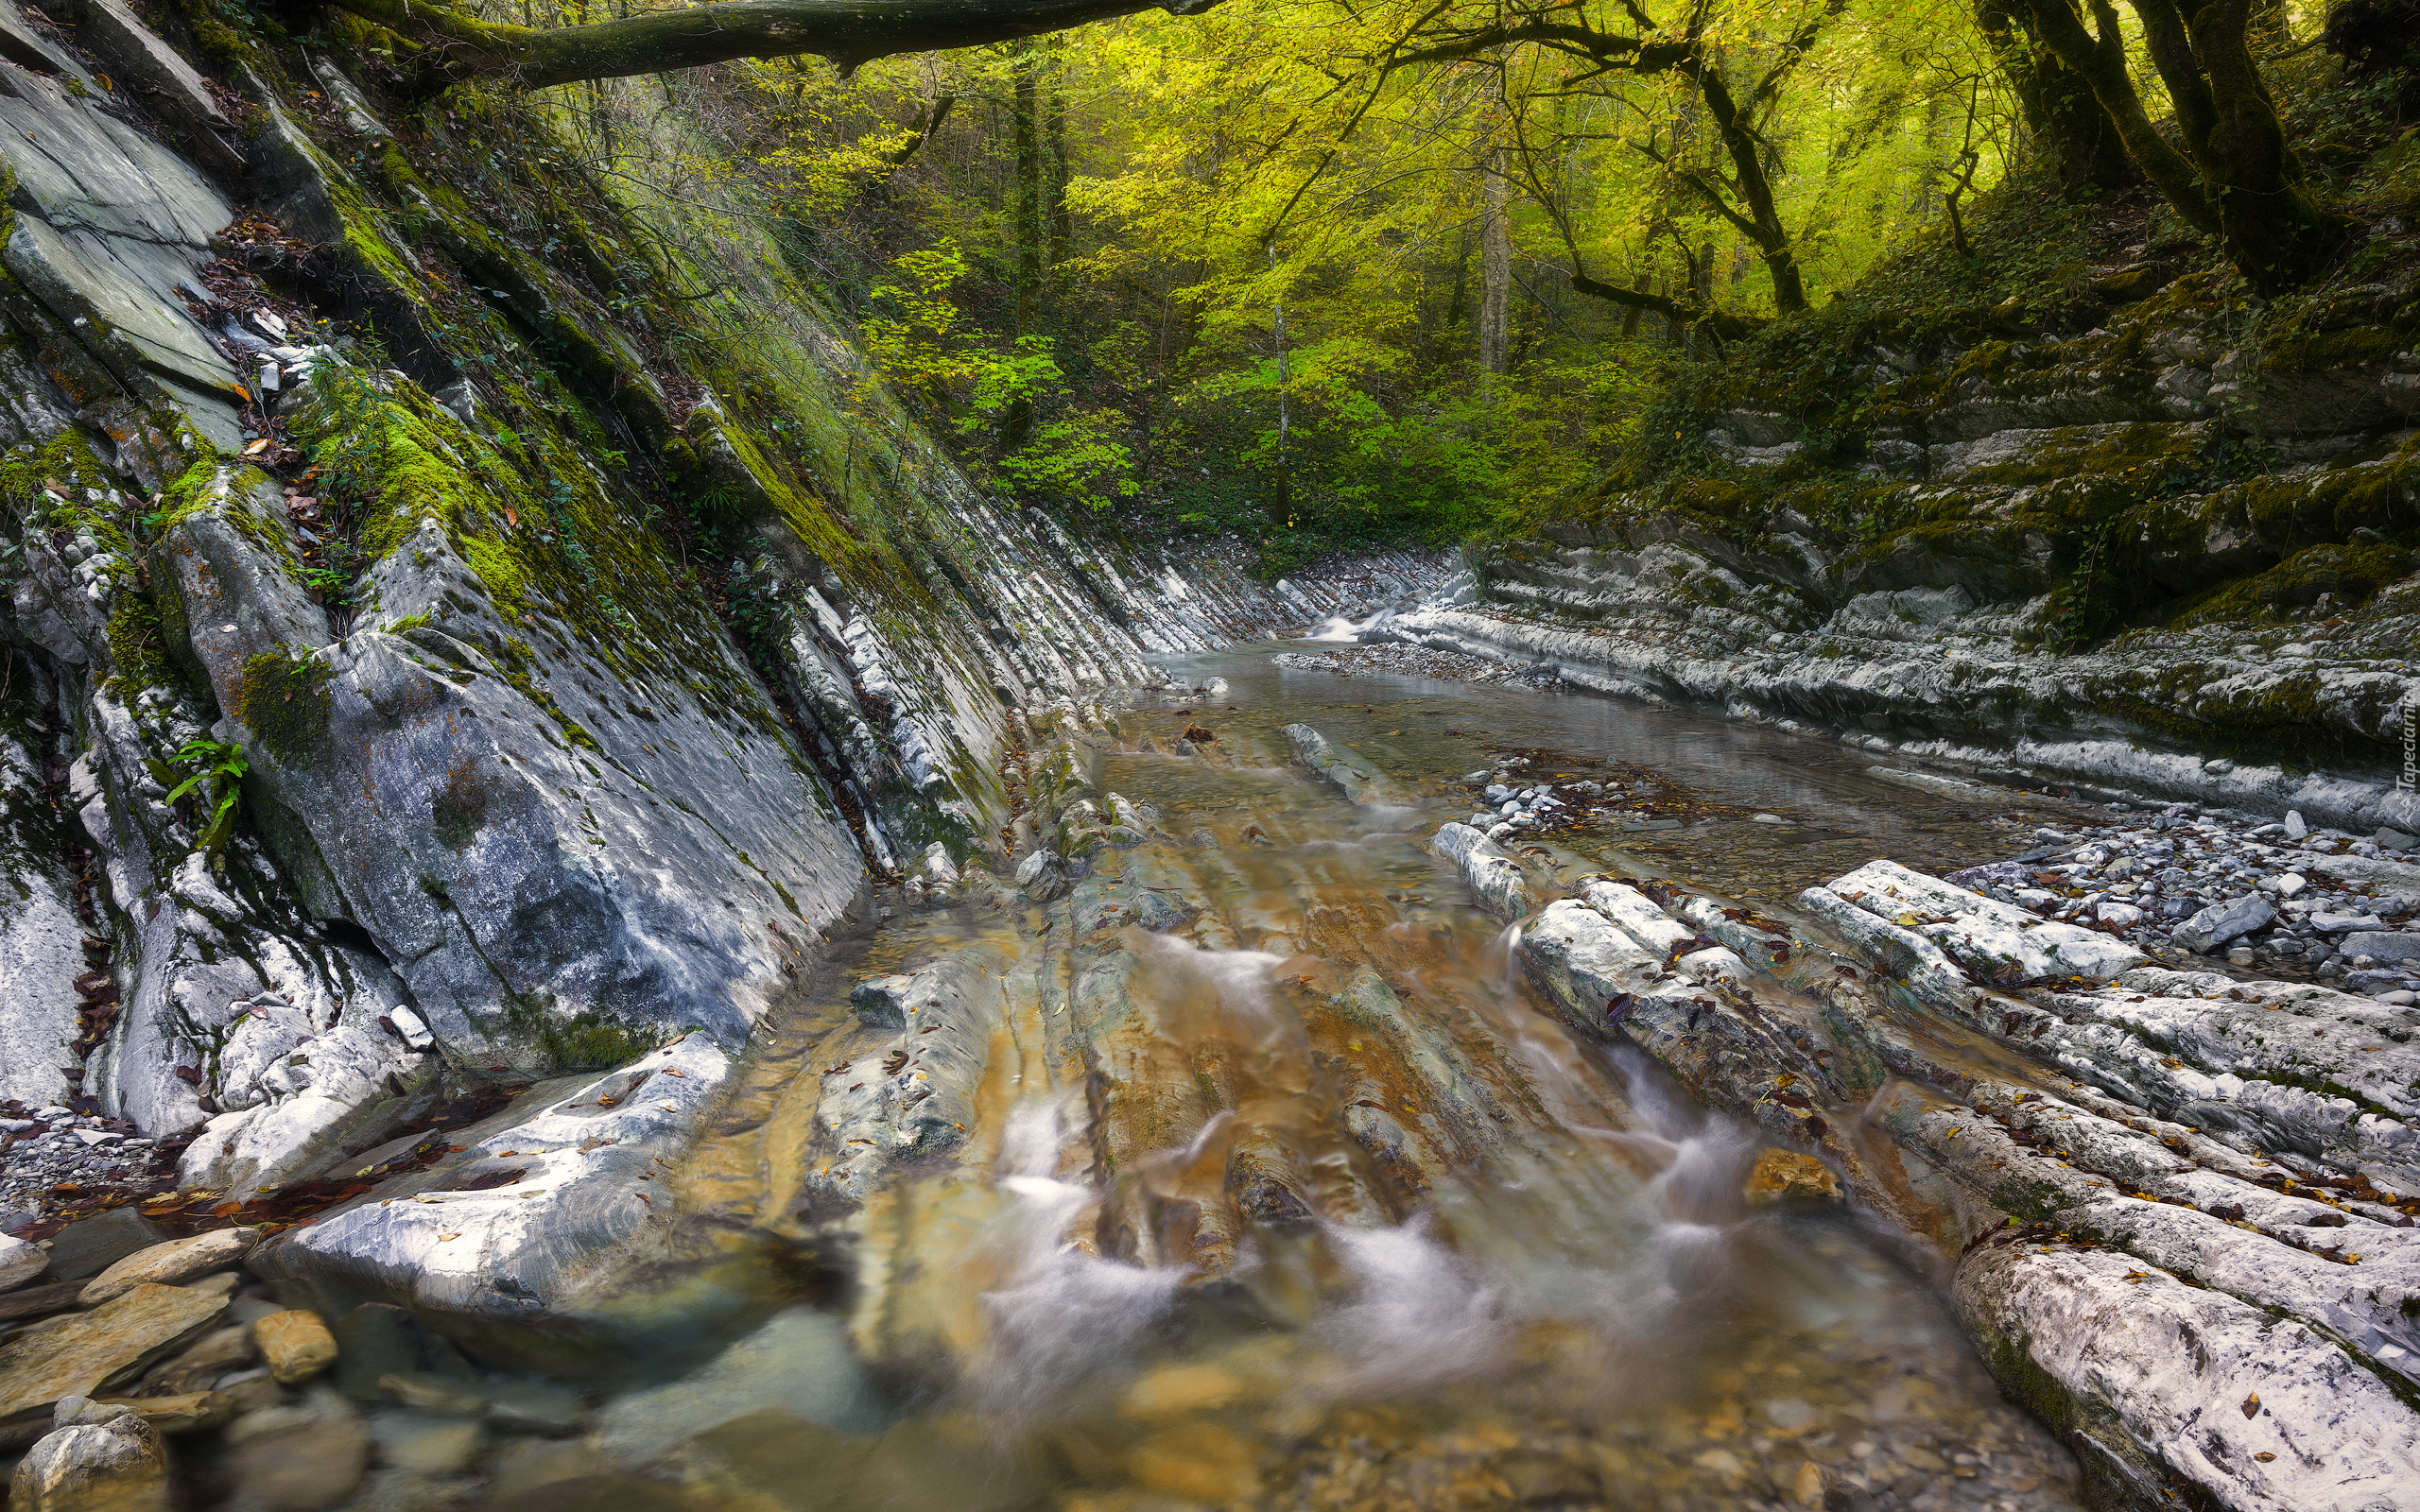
236, 647, 334, 762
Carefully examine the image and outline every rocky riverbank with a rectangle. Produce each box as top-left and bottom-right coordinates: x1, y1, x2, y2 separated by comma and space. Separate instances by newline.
1416, 764, 2420, 1511
1368, 257, 2420, 841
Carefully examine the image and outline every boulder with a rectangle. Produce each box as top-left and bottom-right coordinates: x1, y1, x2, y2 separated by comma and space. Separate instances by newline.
250, 1035, 732, 1373
2174, 893, 2277, 954
9, 1399, 167, 1512
76, 1228, 258, 1307
1427, 823, 1531, 921
1281, 723, 1391, 803
1957, 1240, 2420, 1511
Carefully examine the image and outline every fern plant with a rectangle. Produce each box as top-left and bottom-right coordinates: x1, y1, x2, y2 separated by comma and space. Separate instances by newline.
164, 736, 248, 851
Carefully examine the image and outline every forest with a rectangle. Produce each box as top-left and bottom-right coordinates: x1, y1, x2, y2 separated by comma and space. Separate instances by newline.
320, 0, 2420, 576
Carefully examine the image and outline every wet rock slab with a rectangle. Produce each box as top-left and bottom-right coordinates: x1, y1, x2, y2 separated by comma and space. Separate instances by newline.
0, 1283, 227, 1427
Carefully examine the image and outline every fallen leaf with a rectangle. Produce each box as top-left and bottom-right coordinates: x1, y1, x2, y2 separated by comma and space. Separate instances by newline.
2241, 1392, 2260, 1418
438, 1232, 460, 1242
241, 438, 269, 455
2253, 1452, 2275, 1463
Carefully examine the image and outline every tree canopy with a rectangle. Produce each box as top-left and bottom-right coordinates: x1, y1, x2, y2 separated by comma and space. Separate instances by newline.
350, 0, 2403, 567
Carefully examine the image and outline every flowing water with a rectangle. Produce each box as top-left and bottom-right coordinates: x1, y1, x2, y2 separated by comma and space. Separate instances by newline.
509, 644, 2107, 1512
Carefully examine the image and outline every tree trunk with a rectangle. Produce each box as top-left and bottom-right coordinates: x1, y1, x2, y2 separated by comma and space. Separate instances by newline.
2187, 0, 2356, 293
1269, 243, 1290, 526
1686, 63, 1808, 312
1976, 0, 2136, 189
1046, 63, 1073, 270
2016, 0, 2221, 231
1478, 156, 1512, 375
1007, 42, 1045, 450
333, 0, 1211, 92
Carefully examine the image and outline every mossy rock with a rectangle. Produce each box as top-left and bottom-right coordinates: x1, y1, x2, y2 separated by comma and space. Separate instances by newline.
2176, 541, 2418, 624
236, 647, 335, 762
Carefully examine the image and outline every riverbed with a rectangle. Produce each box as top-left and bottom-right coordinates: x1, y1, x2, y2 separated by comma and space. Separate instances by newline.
445, 642, 2114, 1512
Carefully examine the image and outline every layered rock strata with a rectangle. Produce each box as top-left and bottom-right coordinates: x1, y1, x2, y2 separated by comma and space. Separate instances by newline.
1424, 809, 2420, 1511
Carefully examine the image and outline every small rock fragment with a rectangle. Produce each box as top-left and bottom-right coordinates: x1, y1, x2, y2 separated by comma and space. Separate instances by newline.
1743, 1149, 1841, 1206
253, 1311, 338, 1386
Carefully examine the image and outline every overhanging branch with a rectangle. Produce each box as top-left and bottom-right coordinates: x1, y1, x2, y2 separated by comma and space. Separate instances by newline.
332, 0, 1226, 91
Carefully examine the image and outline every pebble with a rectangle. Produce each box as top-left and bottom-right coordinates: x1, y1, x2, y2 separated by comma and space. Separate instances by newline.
1952, 805, 2420, 996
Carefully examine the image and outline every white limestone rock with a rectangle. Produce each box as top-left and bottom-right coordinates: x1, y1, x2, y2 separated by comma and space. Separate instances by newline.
1825, 858, 2147, 984
249, 1035, 729, 1360
1427, 823, 1531, 921
1956, 1240, 2420, 1512
9, 1400, 167, 1512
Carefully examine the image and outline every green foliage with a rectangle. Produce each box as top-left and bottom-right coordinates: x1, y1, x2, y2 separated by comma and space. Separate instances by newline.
164, 737, 248, 852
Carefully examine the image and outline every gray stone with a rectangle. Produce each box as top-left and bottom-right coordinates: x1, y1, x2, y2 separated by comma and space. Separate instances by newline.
0, 1234, 44, 1294
591, 1309, 883, 1463
367, 1409, 485, 1475
1282, 723, 1391, 803
2173, 894, 2276, 954
9, 1399, 166, 1512
42, 1213, 166, 1284
223, 1387, 370, 1512
2339, 931, 2420, 966
847, 975, 914, 1029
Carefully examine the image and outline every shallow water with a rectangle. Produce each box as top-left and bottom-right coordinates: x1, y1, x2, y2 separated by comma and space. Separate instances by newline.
494, 644, 2100, 1512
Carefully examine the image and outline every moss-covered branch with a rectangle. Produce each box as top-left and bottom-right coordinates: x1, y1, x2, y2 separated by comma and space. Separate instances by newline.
333, 0, 1219, 89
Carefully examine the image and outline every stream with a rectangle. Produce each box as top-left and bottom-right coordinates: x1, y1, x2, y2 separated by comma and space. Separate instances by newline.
502, 644, 2102, 1512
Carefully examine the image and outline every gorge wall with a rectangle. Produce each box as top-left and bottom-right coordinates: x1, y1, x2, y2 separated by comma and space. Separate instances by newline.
0, 2, 1436, 1205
